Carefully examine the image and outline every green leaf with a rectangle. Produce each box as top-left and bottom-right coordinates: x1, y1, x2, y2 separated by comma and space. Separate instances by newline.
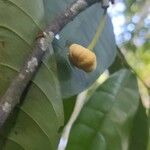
53, 5, 117, 98
66, 69, 140, 150
129, 101, 149, 150
0, 1, 64, 149
109, 48, 127, 74
63, 96, 77, 125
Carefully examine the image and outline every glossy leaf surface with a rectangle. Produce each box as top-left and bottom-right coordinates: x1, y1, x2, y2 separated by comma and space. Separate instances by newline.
66, 69, 140, 150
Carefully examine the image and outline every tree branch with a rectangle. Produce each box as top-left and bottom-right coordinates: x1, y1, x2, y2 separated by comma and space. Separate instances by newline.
0, 0, 100, 127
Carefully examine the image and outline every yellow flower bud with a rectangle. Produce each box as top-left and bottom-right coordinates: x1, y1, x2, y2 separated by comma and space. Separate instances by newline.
69, 44, 97, 72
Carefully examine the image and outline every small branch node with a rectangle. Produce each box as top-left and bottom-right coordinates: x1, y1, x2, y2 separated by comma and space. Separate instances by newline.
101, 0, 110, 9
18, 73, 25, 80
70, 0, 88, 13
27, 57, 38, 73
2, 102, 11, 113
39, 31, 54, 51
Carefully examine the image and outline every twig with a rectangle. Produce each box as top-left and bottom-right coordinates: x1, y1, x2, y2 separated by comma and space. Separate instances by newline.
0, 0, 100, 127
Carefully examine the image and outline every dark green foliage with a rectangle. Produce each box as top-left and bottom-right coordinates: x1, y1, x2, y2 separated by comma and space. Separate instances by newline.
66, 70, 140, 150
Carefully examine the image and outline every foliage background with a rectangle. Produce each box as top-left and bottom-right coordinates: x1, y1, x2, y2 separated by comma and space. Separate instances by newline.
0, 0, 149, 150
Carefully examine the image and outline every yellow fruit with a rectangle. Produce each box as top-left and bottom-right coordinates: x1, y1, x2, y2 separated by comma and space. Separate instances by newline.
69, 44, 97, 72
